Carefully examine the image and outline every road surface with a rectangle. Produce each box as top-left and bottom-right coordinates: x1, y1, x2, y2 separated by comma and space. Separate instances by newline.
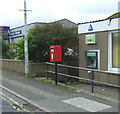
1, 68, 119, 113
0, 86, 46, 113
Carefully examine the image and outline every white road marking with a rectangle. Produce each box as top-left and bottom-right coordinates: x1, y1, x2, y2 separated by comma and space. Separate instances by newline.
62, 97, 112, 112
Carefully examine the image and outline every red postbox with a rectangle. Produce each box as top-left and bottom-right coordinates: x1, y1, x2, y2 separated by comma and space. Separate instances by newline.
50, 45, 62, 62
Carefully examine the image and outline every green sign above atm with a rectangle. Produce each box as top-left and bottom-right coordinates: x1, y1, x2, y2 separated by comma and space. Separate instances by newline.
87, 53, 96, 56
85, 34, 96, 44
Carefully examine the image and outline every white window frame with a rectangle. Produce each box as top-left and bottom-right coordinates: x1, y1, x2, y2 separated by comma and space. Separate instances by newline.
108, 30, 120, 73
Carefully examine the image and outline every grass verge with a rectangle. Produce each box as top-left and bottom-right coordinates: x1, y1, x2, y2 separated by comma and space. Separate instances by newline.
35, 77, 78, 92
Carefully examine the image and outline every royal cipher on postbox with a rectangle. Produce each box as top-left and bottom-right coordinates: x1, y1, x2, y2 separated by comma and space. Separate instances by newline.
50, 46, 62, 62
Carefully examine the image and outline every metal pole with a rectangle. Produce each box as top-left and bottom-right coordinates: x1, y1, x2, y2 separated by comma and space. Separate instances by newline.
91, 79, 94, 93
46, 64, 48, 80
24, 0, 29, 78
55, 62, 58, 85
65, 68, 68, 85
91, 71, 94, 93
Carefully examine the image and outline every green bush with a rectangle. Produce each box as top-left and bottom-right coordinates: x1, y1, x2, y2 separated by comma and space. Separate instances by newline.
27, 23, 78, 62
12, 38, 24, 60
64, 55, 78, 61
9, 22, 78, 62
0, 39, 9, 58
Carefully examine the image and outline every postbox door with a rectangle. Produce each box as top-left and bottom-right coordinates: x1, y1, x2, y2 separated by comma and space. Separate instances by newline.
50, 46, 62, 62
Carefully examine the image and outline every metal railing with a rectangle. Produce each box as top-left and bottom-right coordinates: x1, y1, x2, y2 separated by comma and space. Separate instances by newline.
45, 62, 120, 93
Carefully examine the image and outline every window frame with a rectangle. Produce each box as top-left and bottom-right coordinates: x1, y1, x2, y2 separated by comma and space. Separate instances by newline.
108, 30, 120, 73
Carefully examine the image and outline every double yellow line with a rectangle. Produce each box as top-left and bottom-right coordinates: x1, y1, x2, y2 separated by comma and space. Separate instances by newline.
0, 91, 34, 113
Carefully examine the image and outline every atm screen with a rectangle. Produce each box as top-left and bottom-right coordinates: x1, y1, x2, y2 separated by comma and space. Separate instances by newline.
85, 51, 98, 69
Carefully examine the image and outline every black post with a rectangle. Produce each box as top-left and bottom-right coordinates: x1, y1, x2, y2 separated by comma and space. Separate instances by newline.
88, 71, 94, 93
65, 68, 68, 85
91, 79, 94, 93
55, 62, 58, 85
46, 64, 48, 80
91, 71, 94, 93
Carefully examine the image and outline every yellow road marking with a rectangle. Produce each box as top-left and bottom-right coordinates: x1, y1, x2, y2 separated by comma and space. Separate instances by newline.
0, 91, 34, 114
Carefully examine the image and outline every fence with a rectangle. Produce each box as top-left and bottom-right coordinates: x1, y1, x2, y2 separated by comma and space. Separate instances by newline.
45, 62, 120, 93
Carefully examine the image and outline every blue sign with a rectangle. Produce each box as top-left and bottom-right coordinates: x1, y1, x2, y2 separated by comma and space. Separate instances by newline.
0, 26, 10, 31
88, 24, 93, 31
10, 30, 22, 36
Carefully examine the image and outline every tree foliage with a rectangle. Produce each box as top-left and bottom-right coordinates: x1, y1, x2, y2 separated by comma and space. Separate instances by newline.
28, 22, 78, 62
0, 39, 8, 54
12, 38, 24, 60
0, 39, 8, 58
13, 22, 78, 62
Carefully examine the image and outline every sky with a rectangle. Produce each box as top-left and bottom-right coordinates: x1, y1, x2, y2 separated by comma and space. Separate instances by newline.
1, 0, 119, 28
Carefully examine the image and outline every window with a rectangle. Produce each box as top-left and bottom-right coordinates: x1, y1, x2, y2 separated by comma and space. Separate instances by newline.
108, 31, 120, 72
112, 32, 120, 68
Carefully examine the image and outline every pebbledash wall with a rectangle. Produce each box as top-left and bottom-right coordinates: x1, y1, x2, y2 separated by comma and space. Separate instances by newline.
1, 59, 46, 76
1, 59, 74, 80
78, 18, 120, 85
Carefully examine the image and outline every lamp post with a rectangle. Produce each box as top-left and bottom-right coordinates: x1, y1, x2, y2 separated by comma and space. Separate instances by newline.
24, 0, 29, 78
19, 0, 32, 77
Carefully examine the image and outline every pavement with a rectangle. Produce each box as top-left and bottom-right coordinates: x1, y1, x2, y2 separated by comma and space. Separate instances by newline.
1, 68, 120, 113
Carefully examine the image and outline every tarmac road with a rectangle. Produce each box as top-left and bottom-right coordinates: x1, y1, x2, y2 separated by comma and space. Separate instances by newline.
1, 68, 119, 113
0, 86, 46, 113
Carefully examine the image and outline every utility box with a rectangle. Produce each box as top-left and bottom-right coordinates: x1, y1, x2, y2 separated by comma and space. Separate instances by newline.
85, 51, 98, 69
50, 45, 62, 62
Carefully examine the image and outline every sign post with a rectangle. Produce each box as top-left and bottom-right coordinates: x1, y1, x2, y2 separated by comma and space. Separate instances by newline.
50, 46, 62, 85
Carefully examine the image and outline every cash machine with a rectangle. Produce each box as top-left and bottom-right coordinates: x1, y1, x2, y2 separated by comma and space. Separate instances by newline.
85, 51, 98, 69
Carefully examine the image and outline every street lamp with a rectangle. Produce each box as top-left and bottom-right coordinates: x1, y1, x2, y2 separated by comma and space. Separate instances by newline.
19, 0, 32, 77
24, 0, 29, 78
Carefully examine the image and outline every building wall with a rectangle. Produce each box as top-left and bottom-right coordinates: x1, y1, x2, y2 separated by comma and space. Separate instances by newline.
10, 23, 46, 43
78, 18, 119, 34
79, 31, 119, 85
10, 19, 77, 43
58, 19, 78, 28
79, 31, 108, 70
78, 18, 120, 85
0, 26, 10, 43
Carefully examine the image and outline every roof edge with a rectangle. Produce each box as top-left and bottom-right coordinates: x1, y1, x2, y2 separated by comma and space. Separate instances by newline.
77, 17, 120, 25
11, 18, 77, 30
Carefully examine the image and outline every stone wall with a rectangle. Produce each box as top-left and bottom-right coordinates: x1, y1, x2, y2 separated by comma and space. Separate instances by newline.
1, 59, 119, 85
1, 59, 25, 73
1, 59, 79, 82
1, 59, 46, 76
1, 59, 76, 77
